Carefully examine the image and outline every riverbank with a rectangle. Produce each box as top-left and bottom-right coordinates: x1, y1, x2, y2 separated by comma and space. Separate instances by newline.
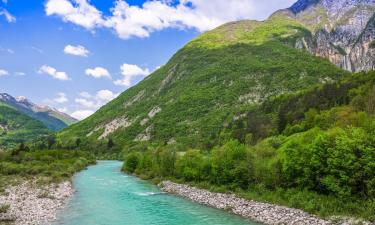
159, 181, 373, 225
0, 180, 73, 225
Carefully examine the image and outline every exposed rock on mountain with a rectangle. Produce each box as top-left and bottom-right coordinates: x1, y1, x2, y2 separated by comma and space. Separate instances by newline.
0, 93, 77, 131
285, 0, 375, 71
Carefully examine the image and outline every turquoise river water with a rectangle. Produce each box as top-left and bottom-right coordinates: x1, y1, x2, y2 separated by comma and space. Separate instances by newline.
54, 161, 258, 225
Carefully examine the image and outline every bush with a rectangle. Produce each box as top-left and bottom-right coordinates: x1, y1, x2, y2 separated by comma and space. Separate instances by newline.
123, 152, 141, 173
0, 150, 95, 183
211, 140, 249, 188
175, 150, 206, 181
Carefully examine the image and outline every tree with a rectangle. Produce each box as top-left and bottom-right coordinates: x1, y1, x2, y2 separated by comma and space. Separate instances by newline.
107, 138, 114, 149
124, 152, 140, 173
75, 138, 81, 148
47, 136, 56, 149
211, 140, 249, 187
175, 149, 204, 181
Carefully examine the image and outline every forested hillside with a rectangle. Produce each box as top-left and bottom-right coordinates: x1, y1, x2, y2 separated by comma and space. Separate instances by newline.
123, 70, 375, 221
0, 103, 50, 149
58, 15, 347, 151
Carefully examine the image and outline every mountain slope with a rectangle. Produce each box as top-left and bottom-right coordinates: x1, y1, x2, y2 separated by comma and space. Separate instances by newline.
0, 102, 50, 149
279, 0, 375, 71
0, 93, 77, 131
58, 14, 348, 151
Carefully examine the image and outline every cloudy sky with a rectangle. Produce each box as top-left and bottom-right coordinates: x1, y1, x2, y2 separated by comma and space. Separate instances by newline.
0, 0, 296, 120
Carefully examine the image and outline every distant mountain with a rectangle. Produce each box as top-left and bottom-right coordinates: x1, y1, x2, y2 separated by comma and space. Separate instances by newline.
0, 93, 77, 131
278, 0, 375, 72
0, 102, 50, 149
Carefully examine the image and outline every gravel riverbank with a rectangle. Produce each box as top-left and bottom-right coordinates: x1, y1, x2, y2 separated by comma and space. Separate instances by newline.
159, 181, 372, 225
0, 180, 73, 225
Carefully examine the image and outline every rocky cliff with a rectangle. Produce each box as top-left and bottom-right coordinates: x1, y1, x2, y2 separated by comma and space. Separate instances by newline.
285, 0, 375, 72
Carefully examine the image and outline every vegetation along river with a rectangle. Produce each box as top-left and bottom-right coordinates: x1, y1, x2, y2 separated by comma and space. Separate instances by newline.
54, 160, 258, 225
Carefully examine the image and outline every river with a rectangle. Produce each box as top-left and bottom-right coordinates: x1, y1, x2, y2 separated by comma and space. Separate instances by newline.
54, 160, 258, 225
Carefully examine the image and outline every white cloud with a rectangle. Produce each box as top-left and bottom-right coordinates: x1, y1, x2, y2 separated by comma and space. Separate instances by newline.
75, 89, 118, 109
96, 89, 117, 101
0, 46, 14, 54
72, 89, 118, 120
45, 0, 104, 30
58, 107, 68, 113
114, 63, 150, 87
15, 72, 26, 76
71, 110, 94, 120
0, 9, 16, 23
79, 91, 92, 98
54, 92, 69, 103
64, 44, 90, 57
38, 65, 70, 81
85, 67, 111, 79
2, 0, 8, 4
45, 0, 296, 39
0, 69, 9, 76
75, 98, 96, 108
29, 46, 44, 54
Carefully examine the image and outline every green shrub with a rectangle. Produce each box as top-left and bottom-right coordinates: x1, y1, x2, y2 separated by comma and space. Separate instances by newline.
0, 150, 95, 182
123, 152, 141, 173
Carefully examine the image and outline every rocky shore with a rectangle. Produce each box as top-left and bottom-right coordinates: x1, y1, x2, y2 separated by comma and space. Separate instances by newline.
0, 180, 73, 225
159, 181, 372, 225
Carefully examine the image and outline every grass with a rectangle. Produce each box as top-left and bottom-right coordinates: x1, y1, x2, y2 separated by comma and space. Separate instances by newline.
0, 204, 10, 213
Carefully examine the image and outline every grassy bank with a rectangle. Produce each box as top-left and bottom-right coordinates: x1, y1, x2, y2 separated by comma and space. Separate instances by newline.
0, 149, 96, 192
197, 182, 375, 221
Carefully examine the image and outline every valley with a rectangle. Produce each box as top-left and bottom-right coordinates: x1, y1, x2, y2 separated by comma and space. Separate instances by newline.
1, 0, 375, 224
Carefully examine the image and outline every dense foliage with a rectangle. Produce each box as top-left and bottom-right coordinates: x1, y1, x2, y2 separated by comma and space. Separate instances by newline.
123, 71, 375, 221
0, 148, 95, 191
0, 103, 51, 149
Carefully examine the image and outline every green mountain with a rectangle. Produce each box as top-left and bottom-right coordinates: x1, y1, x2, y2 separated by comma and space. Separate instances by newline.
0, 93, 77, 131
58, 12, 348, 150
0, 102, 50, 150
54, 0, 375, 220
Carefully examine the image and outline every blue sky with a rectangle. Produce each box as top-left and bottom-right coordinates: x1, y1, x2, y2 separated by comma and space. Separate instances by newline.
0, 0, 296, 120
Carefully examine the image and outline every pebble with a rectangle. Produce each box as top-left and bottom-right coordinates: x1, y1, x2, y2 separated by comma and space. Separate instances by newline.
0, 180, 73, 225
159, 181, 374, 225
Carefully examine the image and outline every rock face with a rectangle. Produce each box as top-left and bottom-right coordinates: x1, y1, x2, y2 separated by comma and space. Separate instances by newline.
97, 116, 132, 140
286, 0, 375, 72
